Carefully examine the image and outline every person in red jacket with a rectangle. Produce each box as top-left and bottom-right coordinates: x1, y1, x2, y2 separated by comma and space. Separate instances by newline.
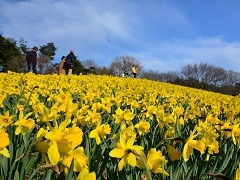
26, 46, 38, 74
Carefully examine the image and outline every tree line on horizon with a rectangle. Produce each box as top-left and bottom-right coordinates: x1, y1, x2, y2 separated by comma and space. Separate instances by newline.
1, 34, 240, 96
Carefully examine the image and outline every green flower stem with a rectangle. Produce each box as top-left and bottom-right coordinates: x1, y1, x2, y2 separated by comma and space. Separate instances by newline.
140, 155, 152, 180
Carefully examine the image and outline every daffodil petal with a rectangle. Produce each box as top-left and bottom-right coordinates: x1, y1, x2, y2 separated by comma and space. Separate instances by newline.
109, 148, 125, 158
118, 157, 126, 171
0, 148, 10, 158
127, 152, 136, 167
48, 141, 60, 165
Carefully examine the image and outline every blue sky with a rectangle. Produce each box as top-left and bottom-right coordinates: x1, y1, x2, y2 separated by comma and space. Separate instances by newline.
1, 0, 240, 72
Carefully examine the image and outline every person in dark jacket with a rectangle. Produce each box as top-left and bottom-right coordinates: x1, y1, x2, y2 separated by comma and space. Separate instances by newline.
65, 50, 76, 75
26, 46, 38, 74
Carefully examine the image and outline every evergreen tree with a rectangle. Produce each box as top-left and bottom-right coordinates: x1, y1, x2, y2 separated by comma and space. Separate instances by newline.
0, 34, 21, 70
72, 58, 85, 75
39, 42, 57, 61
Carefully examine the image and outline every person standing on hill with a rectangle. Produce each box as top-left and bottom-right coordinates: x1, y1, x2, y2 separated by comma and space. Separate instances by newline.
26, 46, 38, 74
131, 65, 137, 78
65, 50, 76, 75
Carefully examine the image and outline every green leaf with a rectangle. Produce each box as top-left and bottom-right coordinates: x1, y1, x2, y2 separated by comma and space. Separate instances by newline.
13, 170, 20, 180
27, 167, 40, 180
43, 169, 54, 180
25, 152, 40, 172
66, 158, 76, 180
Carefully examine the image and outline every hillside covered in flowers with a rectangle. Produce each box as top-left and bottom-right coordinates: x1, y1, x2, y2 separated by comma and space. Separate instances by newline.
0, 72, 240, 180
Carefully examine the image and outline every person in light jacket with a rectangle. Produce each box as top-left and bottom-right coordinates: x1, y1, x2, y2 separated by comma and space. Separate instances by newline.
58, 56, 66, 75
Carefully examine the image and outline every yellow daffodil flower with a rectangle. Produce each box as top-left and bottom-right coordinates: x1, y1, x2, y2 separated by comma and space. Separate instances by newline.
89, 123, 111, 145
14, 111, 35, 135
109, 134, 143, 171
43, 120, 83, 166
137, 148, 169, 175
145, 105, 157, 118
85, 110, 101, 126
166, 145, 182, 161
183, 130, 205, 162
61, 147, 88, 174
35, 103, 54, 122
0, 129, 10, 158
0, 111, 15, 128
77, 168, 96, 180
101, 98, 112, 113
134, 121, 150, 135
113, 108, 134, 125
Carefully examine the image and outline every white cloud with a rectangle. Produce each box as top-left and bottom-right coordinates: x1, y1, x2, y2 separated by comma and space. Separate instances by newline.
134, 37, 240, 72
0, 0, 135, 47
0, 0, 240, 73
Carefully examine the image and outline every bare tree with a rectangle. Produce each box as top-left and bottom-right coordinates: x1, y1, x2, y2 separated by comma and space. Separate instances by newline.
180, 63, 229, 88
180, 63, 199, 80
180, 63, 240, 89
222, 70, 240, 86
37, 54, 57, 74
109, 55, 143, 76
82, 59, 98, 69
141, 70, 179, 82
95, 66, 114, 75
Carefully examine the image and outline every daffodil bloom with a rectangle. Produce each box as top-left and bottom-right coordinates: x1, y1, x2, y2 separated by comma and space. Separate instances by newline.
195, 121, 219, 159
206, 114, 221, 124
83, 91, 96, 102
113, 108, 134, 125
101, 98, 112, 113
173, 106, 184, 116
89, 123, 111, 145
61, 147, 88, 174
201, 137, 219, 161
134, 121, 150, 135
113, 108, 124, 124
163, 114, 175, 125
231, 123, 240, 145
0, 129, 10, 158
55, 89, 72, 104
17, 104, 24, 112
145, 105, 157, 119
123, 109, 135, 123
43, 120, 83, 166
77, 168, 96, 180
0, 111, 15, 128
120, 126, 136, 142
73, 105, 90, 127
130, 100, 140, 109
218, 122, 232, 138
156, 108, 164, 122
183, 130, 205, 162
14, 111, 35, 135
85, 110, 101, 126
91, 102, 102, 112
113, 95, 122, 106
35, 103, 54, 122
109, 134, 144, 171
137, 148, 169, 175
166, 145, 182, 161
64, 100, 78, 114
